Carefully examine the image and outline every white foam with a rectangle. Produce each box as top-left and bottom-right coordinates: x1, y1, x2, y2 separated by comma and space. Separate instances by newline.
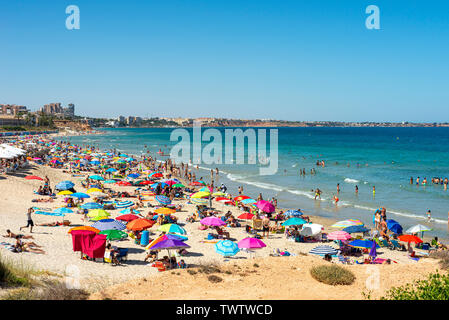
344, 178, 359, 184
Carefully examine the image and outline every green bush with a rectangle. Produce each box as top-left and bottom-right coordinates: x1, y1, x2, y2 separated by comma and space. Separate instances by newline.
310, 264, 355, 286
381, 271, 449, 300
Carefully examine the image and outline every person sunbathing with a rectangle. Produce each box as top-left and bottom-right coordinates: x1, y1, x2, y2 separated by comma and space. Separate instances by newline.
214, 226, 230, 239
32, 198, 54, 203
36, 221, 70, 227
22, 243, 46, 254
3, 229, 34, 239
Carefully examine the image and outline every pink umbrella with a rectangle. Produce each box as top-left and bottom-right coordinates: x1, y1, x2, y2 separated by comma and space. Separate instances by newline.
256, 200, 275, 213
165, 180, 177, 186
327, 231, 352, 241
200, 217, 226, 227
237, 237, 266, 249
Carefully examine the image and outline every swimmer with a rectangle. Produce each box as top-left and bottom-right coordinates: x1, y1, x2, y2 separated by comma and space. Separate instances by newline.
333, 195, 339, 205
372, 186, 376, 197
355, 185, 358, 194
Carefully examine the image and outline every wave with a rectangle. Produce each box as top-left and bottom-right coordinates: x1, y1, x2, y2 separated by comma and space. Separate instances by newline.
344, 178, 359, 184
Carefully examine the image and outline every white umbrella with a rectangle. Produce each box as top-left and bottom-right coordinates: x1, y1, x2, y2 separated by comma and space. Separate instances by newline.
405, 224, 432, 238
300, 223, 323, 237
1, 144, 26, 155
0, 148, 17, 159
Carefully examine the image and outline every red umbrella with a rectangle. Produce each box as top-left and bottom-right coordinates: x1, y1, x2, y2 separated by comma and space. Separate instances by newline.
398, 235, 423, 243
190, 181, 204, 186
151, 173, 163, 178
238, 212, 254, 220
139, 180, 153, 185
116, 214, 140, 222
25, 175, 43, 181
215, 197, 230, 201
116, 181, 132, 186
127, 218, 155, 231
234, 195, 251, 201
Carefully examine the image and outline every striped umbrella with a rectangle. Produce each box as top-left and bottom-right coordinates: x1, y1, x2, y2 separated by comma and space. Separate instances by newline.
155, 195, 171, 206
215, 240, 240, 257
190, 198, 208, 205
91, 219, 126, 231
81, 202, 103, 210
331, 220, 364, 228
309, 245, 338, 256
284, 209, 303, 217
115, 200, 134, 208
327, 231, 352, 241
119, 208, 141, 214
157, 223, 186, 235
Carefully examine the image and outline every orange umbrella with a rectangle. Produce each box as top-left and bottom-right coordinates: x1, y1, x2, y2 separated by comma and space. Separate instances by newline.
154, 208, 176, 215
398, 234, 423, 243
126, 218, 155, 231
68, 226, 100, 234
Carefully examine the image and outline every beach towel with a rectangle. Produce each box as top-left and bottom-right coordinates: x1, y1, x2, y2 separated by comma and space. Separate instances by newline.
34, 211, 64, 217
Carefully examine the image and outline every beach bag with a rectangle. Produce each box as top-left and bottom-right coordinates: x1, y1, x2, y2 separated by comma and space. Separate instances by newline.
207, 233, 215, 240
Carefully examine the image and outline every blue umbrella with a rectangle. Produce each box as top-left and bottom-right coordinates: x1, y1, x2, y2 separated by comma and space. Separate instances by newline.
343, 225, 370, 234
53, 207, 73, 214
282, 217, 307, 226
91, 219, 126, 231
106, 168, 117, 173
309, 245, 338, 256
89, 175, 105, 181
55, 181, 75, 190
127, 173, 140, 179
240, 198, 256, 204
348, 239, 380, 249
115, 200, 134, 208
81, 202, 103, 210
386, 219, 403, 234
284, 209, 303, 217
151, 182, 168, 189
215, 240, 240, 257
70, 192, 90, 199
165, 234, 189, 241
90, 160, 101, 165
155, 195, 171, 206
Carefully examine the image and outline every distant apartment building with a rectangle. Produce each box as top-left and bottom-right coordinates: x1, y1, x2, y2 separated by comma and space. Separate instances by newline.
0, 104, 28, 116
40, 103, 75, 117
125, 116, 143, 126
117, 116, 126, 125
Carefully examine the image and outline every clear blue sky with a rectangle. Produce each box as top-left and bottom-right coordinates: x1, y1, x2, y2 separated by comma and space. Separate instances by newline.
1, 0, 448, 122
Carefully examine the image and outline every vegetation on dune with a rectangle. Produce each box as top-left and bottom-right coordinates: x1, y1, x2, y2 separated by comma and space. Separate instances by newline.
310, 264, 355, 286
429, 251, 449, 270
381, 271, 449, 300
0, 255, 33, 288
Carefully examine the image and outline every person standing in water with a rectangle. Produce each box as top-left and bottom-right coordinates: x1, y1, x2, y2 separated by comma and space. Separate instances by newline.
372, 186, 376, 197
355, 185, 358, 194
427, 210, 432, 222
337, 183, 340, 194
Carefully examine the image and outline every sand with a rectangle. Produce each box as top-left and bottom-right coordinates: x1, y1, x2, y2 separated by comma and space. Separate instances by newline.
0, 160, 444, 299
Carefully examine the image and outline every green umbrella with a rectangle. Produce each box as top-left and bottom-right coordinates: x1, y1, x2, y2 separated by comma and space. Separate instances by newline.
172, 183, 185, 188
99, 229, 128, 241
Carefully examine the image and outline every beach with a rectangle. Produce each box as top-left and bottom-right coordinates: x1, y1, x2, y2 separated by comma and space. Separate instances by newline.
0, 136, 445, 299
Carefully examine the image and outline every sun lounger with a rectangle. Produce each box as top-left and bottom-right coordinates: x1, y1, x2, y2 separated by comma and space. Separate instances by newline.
390, 239, 405, 251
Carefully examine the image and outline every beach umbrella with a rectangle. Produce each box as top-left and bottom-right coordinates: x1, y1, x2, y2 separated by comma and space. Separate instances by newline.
116, 181, 132, 186
299, 223, 323, 237
87, 188, 102, 193
99, 229, 128, 241
106, 168, 117, 173
190, 181, 205, 186
149, 172, 163, 178
139, 180, 153, 186
89, 175, 105, 181
405, 224, 432, 238
238, 212, 254, 220
237, 237, 266, 249
214, 197, 230, 202
331, 220, 363, 228
342, 225, 370, 234
309, 245, 338, 256
157, 223, 187, 235
116, 214, 140, 222
115, 200, 134, 208
25, 175, 43, 181
104, 180, 117, 184
386, 219, 403, 234
87, 209, 111, 221
81, 202, 103, 210
126, 218, 154, 231
146, 238, 190, 251
191, 191, 210, 198
212, 192, 226, 197
155, 195, 171, 206
240, 198, 257, 205
327, 231, 352, 241
398, 234, 423, 244
57, 190, 73, 196
53, 207, 74, 214
348, 239, 380, 249
68, 226, 100, 234
154, 208, 176, 215
70, 192, 90, 199
56, 180, 75, 190
172, 183, 185, 188
234, 195, 250, 201
282, 217, 307, 226
146, 234, 190, 251
215, 240, 240, 257
200, 217, 226, 227
127, 173, 140, 179
284, 209, 303, 217
91, 219, 126, 231
256, 200, 275, 213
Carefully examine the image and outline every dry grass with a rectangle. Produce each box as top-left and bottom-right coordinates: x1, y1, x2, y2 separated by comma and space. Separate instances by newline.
2, 280, 89, 300
310, 264, 355, 286
429, 251, 449, 270
207, 275, 223, 283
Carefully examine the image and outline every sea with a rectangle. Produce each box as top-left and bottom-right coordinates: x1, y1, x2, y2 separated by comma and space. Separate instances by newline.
59, 127, 449, 240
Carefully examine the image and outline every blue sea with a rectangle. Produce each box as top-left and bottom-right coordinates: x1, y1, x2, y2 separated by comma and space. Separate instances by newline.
60, 127, 449, 240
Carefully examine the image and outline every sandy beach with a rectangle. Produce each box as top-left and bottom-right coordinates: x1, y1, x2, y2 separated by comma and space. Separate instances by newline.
0, 144, 444, 299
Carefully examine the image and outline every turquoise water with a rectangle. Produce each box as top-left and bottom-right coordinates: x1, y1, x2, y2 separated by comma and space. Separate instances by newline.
60, 127, 449, 240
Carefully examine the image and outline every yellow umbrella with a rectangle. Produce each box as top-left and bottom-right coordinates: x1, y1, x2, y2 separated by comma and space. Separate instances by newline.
87, 188, 102, 193
191, 191, 210, 198
87, 209, 110, 221
58, 190, 73, 195
212, 192, 226, 197
154, 208, 176, 215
